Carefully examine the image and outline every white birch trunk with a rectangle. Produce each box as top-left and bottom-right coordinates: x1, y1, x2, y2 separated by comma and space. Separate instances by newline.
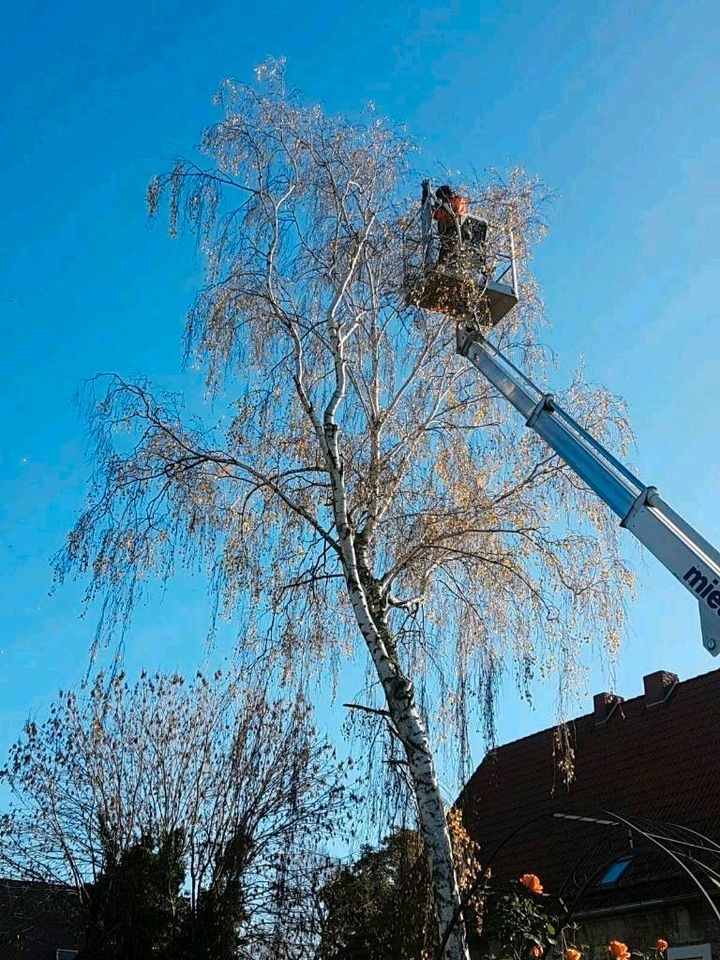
317, 270, 469, 960
331, 488, 468, 958
345, 576, 469, 960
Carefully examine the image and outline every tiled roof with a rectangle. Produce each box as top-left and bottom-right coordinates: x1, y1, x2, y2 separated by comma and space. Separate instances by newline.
457, 667, 720, 902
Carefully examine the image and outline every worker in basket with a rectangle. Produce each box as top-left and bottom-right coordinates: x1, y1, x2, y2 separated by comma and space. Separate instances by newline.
425, 184, 487, 269
431, 184, 466, 265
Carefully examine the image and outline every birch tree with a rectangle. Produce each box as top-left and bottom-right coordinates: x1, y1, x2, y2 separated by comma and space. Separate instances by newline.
56, 60, 633, 959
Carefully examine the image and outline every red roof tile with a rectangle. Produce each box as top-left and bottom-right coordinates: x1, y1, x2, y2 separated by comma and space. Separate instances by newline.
457, 667, 720, 899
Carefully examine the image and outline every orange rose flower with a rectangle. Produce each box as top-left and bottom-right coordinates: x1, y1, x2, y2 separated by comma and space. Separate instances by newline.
531, 946, 544, 958
565, 949, 582, 960
520, 873, 543, 894
608, 942, 630, 960
654, 941, 669, 953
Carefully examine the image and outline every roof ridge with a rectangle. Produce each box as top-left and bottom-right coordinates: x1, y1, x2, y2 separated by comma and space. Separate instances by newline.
470, 665, 720, 766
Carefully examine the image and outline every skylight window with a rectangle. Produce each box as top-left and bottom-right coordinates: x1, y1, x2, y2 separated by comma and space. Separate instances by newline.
598, 857, 632, 886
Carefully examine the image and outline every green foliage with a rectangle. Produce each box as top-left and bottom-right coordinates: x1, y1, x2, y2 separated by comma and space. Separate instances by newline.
317, 830, 434, 960
78, 830, 186, 960
78, 827, 249, 960
173, 827, 250, 960
480, 879, 564, 960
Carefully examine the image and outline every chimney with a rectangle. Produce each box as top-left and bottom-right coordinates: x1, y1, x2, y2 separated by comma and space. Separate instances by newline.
593, 691, 623, 726
643, 670, 678, 707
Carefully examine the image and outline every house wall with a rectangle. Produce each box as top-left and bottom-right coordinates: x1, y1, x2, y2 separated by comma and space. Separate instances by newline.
468, 901, 720, 960
577, 901, 720, 959
0, 880, 83, 960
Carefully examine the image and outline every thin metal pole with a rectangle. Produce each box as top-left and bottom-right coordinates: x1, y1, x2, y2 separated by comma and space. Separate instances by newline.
509, 228, 518, 293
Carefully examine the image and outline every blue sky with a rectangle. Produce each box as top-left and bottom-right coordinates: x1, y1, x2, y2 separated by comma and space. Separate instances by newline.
1, 0, 718, 803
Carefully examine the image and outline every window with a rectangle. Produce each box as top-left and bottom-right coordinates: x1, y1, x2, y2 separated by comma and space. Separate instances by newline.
598, 857, 632, 886
667, 947, 711, 960
56, 950, 79, 960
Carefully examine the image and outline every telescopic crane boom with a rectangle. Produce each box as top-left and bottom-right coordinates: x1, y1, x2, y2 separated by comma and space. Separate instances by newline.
404, 181, 719, 655
457, 324, 720, 656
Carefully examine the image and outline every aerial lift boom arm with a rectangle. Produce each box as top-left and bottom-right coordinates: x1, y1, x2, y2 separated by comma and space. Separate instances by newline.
457, 324, 720, 656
